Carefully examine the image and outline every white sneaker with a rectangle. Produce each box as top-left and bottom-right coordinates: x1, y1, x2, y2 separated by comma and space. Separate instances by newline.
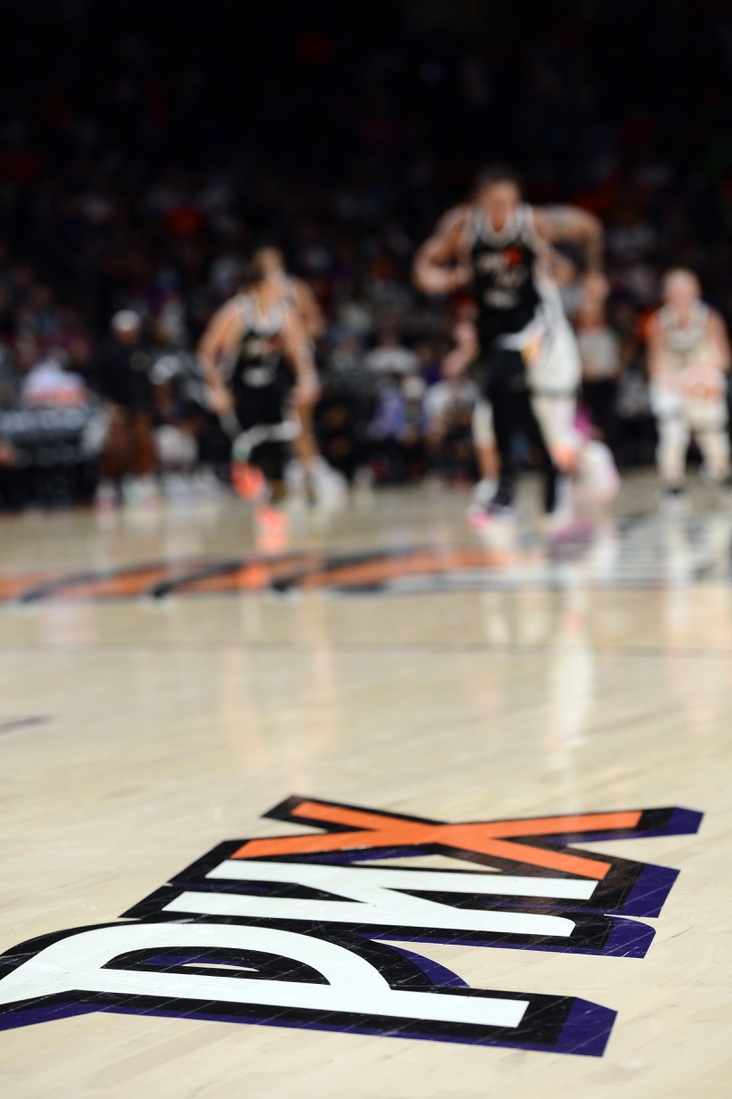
310, 457, 348, 509
94, 479, 118, 510
193, 468, 229, 499
472, 478, 497, 507
285, 459, 308, 496
122, 475, 160, 508
659, 485, 689, 513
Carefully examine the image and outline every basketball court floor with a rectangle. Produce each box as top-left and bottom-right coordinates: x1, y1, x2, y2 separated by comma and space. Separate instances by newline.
0, 469, 729, 1098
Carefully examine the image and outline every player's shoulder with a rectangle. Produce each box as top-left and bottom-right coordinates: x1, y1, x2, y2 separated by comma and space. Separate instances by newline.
215, 293, 252, 331
704, 303, 726, 329
279, 298, 300, 329
221, 292, 248, 313
291, 275, 313, 300
435, 203, 472, 236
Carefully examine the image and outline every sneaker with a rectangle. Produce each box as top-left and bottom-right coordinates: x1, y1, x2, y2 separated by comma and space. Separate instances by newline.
232, 462, 266, 501
123, 474, 160, 508
94, 479, 119, 510
254, 503, 290, 537
471, 478, 497, 507
660, 484, 688, 513
310, 457, 348, 509
549, 518, 595, 548
285, 459, 307, 497
700, 467, 732, 494
467, 498, 516, 530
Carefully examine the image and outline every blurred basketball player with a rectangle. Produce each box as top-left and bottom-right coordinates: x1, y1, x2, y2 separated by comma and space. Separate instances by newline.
413, 165, 607, 523
198, 257, 319, 533
439, 303, 499, 505
254, 247, 346, 506
254, 247, 326, 342
647, 268, 731, 499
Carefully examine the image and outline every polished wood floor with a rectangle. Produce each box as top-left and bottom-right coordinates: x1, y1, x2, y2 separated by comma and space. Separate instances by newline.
0, 470, 730, 1098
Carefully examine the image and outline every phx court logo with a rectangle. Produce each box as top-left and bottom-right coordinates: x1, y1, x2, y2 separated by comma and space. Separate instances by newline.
0, 798, 701, 1056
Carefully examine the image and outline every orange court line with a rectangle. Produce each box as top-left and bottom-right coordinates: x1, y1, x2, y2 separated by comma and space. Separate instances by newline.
296, 550, 502, 589
0, 546, 532, 601
0, 571, 61, 599
43, 568, 175, 600
231, 801, 642, 879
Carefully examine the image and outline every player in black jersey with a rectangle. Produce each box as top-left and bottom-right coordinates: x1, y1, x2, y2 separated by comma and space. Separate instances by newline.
413, 165, 604, 520
198, 257, 319, 532
253, 247, 347, 508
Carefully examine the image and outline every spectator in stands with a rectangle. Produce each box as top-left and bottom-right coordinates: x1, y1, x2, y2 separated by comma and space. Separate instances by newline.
363, 326, 418, 377
423, 341, 480, 480
96, 311, 157, 508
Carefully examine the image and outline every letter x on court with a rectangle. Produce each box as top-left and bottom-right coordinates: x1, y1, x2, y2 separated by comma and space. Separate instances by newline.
231, 798, 644, 880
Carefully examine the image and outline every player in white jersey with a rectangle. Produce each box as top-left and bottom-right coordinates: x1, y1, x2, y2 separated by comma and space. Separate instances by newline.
413, 165, 614, 525
646, 269, 731, 499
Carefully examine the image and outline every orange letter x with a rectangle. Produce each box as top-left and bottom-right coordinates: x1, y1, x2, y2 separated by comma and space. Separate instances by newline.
231, 800, 642, 880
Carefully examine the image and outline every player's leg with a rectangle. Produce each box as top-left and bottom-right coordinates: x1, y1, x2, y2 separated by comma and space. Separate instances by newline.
485, 347, 524, 511
123, 411, 159, 506
229, 390, 271, 503
96, 404, 128, 507
650, 384, 688, 495
470, 399, 498, 505
687, 398, 731, 485
697, 428, 731, 483
650, 413, 685, 492
656, 413, 690, 493
522, 391, 564, 514
532, 392, 620, 520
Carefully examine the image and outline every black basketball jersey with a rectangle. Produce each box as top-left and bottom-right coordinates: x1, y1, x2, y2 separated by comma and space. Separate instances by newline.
468, 203, 543, 347
230, 295, 292, 401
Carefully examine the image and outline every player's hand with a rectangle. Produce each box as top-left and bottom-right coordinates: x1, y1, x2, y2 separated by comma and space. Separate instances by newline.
679, 365, 723, 400
417, 266, 469, 295
206, 384, 234, 415
445, 266, 470, 293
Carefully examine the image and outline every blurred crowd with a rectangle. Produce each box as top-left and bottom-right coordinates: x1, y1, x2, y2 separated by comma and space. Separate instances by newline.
1, 0, 731, 507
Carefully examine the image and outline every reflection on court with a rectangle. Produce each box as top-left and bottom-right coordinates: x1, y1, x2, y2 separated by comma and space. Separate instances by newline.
0, 472, 730, 1098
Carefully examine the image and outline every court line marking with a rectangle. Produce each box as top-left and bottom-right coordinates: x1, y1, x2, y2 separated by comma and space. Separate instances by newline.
0, 716, 51, 734
0, 642, 730, 657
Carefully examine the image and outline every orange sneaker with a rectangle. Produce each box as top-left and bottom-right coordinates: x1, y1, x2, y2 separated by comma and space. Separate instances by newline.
231, 462, 266, 500
254, 503, 290, 536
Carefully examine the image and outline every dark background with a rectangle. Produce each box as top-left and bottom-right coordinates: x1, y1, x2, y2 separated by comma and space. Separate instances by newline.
1, 0, 731, 493
2, 1, 732, 329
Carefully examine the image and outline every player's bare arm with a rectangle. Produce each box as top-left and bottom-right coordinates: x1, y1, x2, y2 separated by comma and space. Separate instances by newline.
413, 205, 471, 295
645, 311, 671, 382
282, 307, 320, 407
197, 300, 243, 413
536, 205, 605, 271
707, 309, 732, 374
294, 279, 326, 341
546, 247, 577, 288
